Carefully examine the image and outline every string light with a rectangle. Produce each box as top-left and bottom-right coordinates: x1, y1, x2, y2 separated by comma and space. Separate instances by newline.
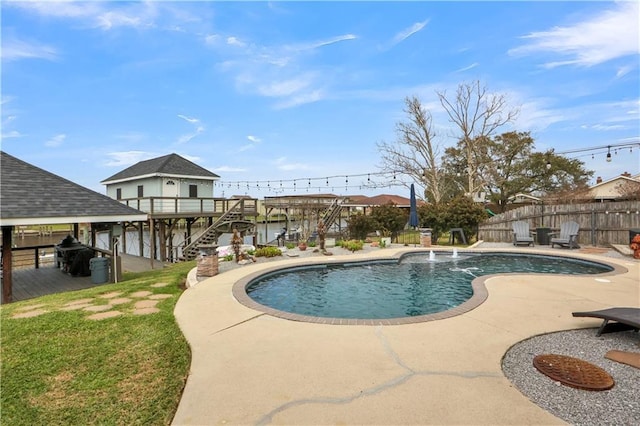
216, 170, 405, 194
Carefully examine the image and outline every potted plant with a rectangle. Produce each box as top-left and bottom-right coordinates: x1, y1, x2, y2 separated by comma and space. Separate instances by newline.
630, 234, 640, 259
378, 228, 392, 248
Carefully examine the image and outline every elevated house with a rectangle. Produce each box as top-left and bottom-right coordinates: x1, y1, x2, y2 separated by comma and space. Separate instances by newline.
101, 153, 258, 261
101, 153, 221, 213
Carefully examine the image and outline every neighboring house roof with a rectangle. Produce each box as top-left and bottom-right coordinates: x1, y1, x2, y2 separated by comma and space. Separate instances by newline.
0, 151, 147, 227
588, 174, 640, 200
346, 194, 412, 207
101, 153, 220, 185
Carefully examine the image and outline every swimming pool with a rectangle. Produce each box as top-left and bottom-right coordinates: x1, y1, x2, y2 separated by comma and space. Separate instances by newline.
237, 252, 614, 324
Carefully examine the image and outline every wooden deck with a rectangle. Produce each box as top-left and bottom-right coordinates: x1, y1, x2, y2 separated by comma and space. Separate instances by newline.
3, 254, 168, 303
8, 267, 98, 302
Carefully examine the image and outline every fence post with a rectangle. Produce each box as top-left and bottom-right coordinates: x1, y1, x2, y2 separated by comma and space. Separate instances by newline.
590, 209, 596, 246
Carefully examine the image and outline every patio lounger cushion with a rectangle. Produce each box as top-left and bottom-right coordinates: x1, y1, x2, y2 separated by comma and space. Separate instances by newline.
572, 307, 640, 336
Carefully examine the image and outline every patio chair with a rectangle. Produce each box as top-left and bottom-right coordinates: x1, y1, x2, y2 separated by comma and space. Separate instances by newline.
512, 221, 534, 246
572, 307, 640, 336
550, 221, 580, 249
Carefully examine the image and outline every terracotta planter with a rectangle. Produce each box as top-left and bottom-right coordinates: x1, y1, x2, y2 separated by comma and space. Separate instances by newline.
298, 243, 307, 251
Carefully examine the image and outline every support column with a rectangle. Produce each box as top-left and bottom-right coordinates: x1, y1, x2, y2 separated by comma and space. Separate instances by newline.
2, 226, 14, 304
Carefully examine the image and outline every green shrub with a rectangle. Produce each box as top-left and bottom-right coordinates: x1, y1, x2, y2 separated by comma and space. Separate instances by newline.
341, 239, 364, 252
308, 241, 317, 247
346, 213, 376, 240
223, 254, 234, 262
285, 242, 296, 250
255, 246, 282, 258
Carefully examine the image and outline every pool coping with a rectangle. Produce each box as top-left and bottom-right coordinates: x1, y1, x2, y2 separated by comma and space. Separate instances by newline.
231, 249, 628, 326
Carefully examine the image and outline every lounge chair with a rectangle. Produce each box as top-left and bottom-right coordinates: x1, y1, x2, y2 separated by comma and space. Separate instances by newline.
550, 221, 580, 249
572, 307, 640, 336
512, 221, 534, 246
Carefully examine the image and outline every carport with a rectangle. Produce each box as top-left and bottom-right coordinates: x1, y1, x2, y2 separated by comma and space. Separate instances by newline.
1, 151, 147, 303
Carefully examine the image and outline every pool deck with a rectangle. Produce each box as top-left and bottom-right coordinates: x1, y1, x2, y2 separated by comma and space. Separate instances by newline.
172, 244, 639, 425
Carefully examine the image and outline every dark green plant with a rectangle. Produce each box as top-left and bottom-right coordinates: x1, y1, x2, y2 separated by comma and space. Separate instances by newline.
370, 202, 408, 239
346, 213, 376, 240
418, 197, 488, 244
254, 246, 282, 258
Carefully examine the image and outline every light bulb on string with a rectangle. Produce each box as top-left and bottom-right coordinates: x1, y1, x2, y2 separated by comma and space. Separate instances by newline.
606, 146, 612, 162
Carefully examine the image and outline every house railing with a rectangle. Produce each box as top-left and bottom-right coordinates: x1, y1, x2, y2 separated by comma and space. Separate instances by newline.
118, 196, 258, 216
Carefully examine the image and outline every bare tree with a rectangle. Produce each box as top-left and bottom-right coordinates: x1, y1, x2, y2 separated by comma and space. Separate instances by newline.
377, 96, 448, 203
437, 81, 519, 196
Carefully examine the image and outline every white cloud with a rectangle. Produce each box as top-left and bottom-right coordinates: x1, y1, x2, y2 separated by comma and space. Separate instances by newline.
45, 133, 66, 147
454, 62, 479, 73
178, 114, 200, 124
1, 130, 23, 139
8, 0, 158, 31
105, 151, 154, 167
214, 165, 247, 173
298, 34, 357, 51
274, 157, 311, 171
227, 37, 246, 48
256, 76, 314, 97
615, 64, 635, 79
381, 20, 429, 50
247, 135, 261, 143
176, 114, 204, 144
1, 38, 58, 62
394, 20, 428, 44
509, 2, 639, 67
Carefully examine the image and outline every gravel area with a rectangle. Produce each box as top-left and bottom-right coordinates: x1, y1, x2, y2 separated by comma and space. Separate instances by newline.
502, 329, 640, 425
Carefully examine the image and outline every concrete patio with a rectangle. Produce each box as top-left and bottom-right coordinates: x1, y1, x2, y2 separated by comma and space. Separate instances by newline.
172, 245, 639, 425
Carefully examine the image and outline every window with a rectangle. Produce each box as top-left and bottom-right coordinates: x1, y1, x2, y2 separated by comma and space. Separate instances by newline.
137, 185, 144, 197
189, 184, 198, 198
116, 188, 122, 200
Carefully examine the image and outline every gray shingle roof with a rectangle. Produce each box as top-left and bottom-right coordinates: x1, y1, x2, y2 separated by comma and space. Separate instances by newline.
1, 151, 147, 226
101, 153, 219, 184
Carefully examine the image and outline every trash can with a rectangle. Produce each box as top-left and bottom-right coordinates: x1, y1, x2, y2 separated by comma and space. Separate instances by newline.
536, 227, 551, 245
89, 257, 110, 284
420, 228, 432, 247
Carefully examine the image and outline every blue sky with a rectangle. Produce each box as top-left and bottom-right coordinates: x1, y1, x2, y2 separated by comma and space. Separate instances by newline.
2, 1, 639, 198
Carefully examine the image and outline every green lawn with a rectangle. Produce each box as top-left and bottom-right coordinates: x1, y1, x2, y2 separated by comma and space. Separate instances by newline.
0, 262, 194, 425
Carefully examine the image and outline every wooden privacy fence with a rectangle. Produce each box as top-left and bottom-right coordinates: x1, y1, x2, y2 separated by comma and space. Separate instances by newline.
478, 201, 640, 246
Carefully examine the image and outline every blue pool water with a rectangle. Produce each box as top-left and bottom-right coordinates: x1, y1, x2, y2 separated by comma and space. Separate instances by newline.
245, 253, 613, 320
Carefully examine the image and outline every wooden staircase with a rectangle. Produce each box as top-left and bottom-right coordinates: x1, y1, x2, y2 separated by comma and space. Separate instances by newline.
181, 199, 255, 260
321, 198, 346, 231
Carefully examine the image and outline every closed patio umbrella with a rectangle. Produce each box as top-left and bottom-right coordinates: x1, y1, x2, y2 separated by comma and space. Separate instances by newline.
409, 183, 419, 229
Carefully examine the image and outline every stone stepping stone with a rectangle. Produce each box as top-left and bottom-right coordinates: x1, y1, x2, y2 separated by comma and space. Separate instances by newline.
83, 305, 113, 312
150, 282, 169, 288
110, 298, 133, 305
87, 311, 123, 320
12, 309, 48, 319
134, 300, 159, 309
16, 304, 47, 311
130, 291, 152, 298
61, 303, 93, 311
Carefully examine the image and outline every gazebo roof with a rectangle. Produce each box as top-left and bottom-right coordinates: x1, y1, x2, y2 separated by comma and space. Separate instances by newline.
0, 151, 147, 226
